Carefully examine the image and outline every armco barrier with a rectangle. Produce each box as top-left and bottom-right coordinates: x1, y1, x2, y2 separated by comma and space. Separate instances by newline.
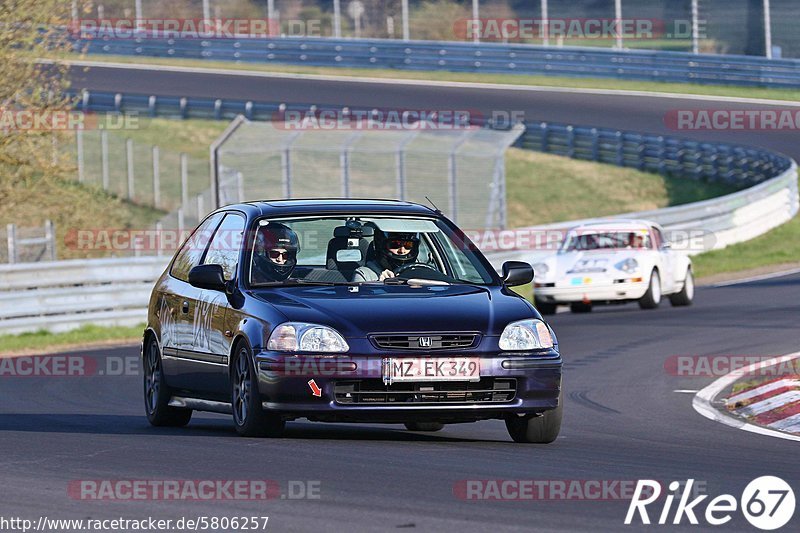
0, 256, 166, 335
75, 34, 800, 89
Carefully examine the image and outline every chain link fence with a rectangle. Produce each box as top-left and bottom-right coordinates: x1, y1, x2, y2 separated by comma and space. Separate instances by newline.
79, 0, 799, 58
213, 118, 524, 230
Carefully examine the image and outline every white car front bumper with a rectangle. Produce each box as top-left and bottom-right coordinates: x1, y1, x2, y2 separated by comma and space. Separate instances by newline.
535, 276, 649, 303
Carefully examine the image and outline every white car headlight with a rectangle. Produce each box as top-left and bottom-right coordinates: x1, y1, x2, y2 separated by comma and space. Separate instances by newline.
615, 258, 639, 274
267, 322, 350, 353
532, 263, 549, 277
499, 319, 554, 351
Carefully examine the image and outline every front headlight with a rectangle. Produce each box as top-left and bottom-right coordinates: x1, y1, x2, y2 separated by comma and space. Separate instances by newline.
615, 258, 639, 273
532, 263, 549, 277
499, 319, 554, 351
267, 322, 350, 353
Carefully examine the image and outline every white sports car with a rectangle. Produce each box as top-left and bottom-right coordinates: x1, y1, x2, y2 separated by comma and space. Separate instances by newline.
532, 220, 694, 314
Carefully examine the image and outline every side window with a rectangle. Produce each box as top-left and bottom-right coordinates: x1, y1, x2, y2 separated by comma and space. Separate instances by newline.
203, 213, 246, 281
170, 213, 224, 282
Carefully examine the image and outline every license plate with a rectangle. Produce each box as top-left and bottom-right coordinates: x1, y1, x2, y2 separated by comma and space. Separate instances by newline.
571, 277, 592, 285
382, 357, 481, 384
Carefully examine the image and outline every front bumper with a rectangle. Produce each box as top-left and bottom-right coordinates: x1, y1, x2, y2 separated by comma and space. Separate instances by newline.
255, 351, 562, 423
535, 278, 648, 303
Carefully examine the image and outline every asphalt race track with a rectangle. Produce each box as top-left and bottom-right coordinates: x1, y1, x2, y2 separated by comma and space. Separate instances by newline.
2, 274, 799, 531
69, 63, 800, 161
2, 65, 797, 531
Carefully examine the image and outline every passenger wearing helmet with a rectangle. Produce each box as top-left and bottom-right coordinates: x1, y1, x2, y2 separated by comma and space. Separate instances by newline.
252, 222, 300, 283
353, 231, 420, 282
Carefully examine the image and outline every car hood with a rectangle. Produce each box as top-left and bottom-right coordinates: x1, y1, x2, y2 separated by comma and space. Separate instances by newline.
249, 284, 534, 338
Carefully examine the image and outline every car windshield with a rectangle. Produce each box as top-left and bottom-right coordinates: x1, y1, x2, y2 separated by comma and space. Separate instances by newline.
247, 215, 497, 286
561, 231, 650, 252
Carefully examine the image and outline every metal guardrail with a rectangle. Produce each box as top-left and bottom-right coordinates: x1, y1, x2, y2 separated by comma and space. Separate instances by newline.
0, 257, 166, 335
76, 34, 800, 89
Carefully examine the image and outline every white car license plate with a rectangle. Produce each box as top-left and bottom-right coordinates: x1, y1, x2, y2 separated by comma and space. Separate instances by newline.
382, 357, 481, 384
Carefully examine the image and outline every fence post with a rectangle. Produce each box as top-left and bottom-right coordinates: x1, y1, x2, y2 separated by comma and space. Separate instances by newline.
615, 131, 624, 166
101, 130, 109, 191
402, 0, 410, 40
181, 153, 189, 208
197, 194, 205, 219
281, 148, 292, 198
155, 221, 163, 257
152, 146, 161, 208
237, 172, 245, 202
44, 220, 55, 261
341, 149, 350, 197
395, 149, 406, 201
590, 128, 599, 161
540, 122, 549, 152
126, 138, 135, 200
76, 129, 85, 183
178, 208, 185, 236
566, 126, 575, 158
333, 0, 342, 38
6, 223, 16, 264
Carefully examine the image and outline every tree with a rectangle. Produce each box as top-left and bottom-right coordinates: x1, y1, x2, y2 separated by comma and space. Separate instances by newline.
0, 0, 74, 187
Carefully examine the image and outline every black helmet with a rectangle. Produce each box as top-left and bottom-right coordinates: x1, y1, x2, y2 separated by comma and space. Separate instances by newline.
254, 222, 300, 281
374, 230, 420, 271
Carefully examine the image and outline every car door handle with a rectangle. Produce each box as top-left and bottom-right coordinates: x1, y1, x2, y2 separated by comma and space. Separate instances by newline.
182, 301, 189, 314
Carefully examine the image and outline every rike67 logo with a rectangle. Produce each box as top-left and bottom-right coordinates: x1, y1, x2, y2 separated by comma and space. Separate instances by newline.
625, 477, 795, 530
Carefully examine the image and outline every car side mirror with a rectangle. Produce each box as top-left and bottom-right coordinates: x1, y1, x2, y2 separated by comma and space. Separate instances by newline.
188, 264, 227, 291
502, 261, 534, 287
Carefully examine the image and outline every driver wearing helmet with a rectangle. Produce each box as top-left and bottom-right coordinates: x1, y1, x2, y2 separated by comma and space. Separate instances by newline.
353, 231, 420, 282
251, 222, 300, 283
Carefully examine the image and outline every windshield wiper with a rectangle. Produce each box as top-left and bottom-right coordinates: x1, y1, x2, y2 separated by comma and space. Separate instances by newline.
257, 278, 355, 287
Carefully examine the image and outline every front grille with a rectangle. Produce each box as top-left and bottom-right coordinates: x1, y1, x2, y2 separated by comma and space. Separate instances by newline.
369, 333, 479, 350
334, 378, 516, 405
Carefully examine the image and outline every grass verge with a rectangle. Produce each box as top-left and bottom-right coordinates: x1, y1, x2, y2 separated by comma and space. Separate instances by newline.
66, 53, 800, 103
504, 148, 736, 227
0, 324, 145, 356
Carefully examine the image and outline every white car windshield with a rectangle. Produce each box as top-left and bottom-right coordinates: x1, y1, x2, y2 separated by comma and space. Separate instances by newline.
561, 231, 650, 252
248, 215, 497, 286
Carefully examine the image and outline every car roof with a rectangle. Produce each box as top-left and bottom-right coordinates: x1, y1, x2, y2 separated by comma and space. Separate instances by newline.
218, 198, 439, 218
569, 219, 657, 232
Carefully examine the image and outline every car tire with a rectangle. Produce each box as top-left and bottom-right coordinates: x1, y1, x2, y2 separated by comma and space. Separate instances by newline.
535, 299, 557, 316
231, 342, 285, 438
669, 269, 694, 307
638, 270, 662, 309
570, 302, 592, 313
505, 389, 563, 444
404, 422, 445, 432
143, 336, 192, 427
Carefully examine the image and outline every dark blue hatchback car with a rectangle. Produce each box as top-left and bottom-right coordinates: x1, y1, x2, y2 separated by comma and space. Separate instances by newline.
142, 199, 563, 443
